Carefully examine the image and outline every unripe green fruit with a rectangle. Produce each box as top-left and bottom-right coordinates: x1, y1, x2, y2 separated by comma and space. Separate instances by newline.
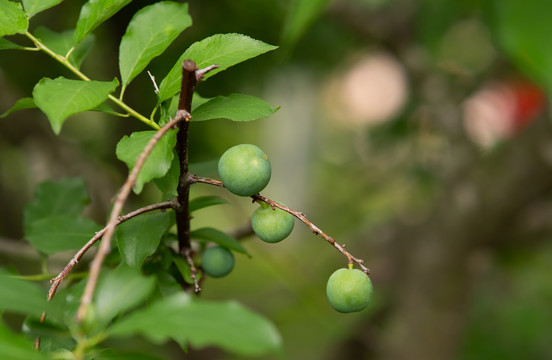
202, 246, 235, 278
218, 144, 271, 196
326, 268, 373, 313
251, 204, 294, 243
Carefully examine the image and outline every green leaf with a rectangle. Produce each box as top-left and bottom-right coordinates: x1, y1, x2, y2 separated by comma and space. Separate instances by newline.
192, 93, 279, 122
73, 0, 132, 45
24, 178, 89, 228
95, 265, 156, 328
0, 0, 28, 37
115, 211, 171, 267
153, 152, 179, 199
191, 227, 248, 255
189, 196, 227, 213
92, 102, 124, 116
22, 0, 64, 18
495, 0, 552, 94
0, 270, 48, 317
0, 322, 50, 360
34, 26, 95, 68
157, 34, 277, 103
119, 1, 192, 89
0, 97, 36, 118
281, 0, 330, 49
158, 93, 209, 126
32, 77, 119, 134
108, 293, 282, 357
0, 38, 25, 50
25, 215, 102, 255
115, 129, 178, 194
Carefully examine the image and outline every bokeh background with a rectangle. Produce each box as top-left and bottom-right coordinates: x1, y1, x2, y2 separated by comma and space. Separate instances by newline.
1, 0, 552, 359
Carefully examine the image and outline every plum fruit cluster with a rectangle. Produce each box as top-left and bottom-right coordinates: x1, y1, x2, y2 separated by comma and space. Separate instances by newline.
208, 144, 372, 313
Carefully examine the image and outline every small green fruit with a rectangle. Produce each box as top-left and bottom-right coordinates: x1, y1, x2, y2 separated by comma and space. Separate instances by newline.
218, 144, 271, 196
326, 268, 373, 313
251, 204, 294, 243
202, 246, 235, 278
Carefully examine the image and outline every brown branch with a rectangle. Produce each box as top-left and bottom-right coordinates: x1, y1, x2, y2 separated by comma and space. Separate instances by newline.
175, 60, 198, 255
183, 248, 201, 293
75, 113, 187, 323
189, 174, 370, 274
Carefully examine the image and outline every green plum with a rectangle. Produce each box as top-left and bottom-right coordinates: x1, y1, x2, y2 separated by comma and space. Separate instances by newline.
218, 144, 271, 196
201, 246, 235, 278
251, 203, 294, 243
326, 268, 373, 313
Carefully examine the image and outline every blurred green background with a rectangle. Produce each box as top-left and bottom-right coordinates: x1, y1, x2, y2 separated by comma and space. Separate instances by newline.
1, 0, 552, 359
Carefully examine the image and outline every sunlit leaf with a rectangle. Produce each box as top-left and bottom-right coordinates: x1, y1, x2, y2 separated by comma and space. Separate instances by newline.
153, 153, 179, 199
0, 0, 28, 37
0, 97, 36, 118
115, 129, 178, 194
115, 211, 171, 267
32, 77, 118, 134
73, 0, 132, 45
191, 227, 248, 255
108, 293, 282, 357
119, 1, 192, 89
25, 215, 102, 255
157, 34, 277, 103
192, 93, 279, 122
22, 0, 64, 18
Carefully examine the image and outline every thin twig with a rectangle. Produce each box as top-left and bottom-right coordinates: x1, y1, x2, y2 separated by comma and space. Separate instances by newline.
147, 71, 160, 94
183, 248, 201, 293
76, 114, 187, 322
189, 174, 370, 274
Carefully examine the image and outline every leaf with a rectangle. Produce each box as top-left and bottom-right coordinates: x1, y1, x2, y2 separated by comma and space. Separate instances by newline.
192, 93, 279, 122
0, 322, 50, 360
115, 211, 171, 267
115, 129, 178, 194
108, 293, 282, 357
24, 178, 89, 226
73, 0, 132, 45
191, 227, 248, 255
0, 38, 25, 51
94, 265, 156, 328
22, 0, 64, 18
119, 1, 192, 89
153, 153, 179, 199
495, 0, 552, 94
34, 26, 95, 68
0, 269, 48, 317
95, 349, 165, 360
25, 214, 102, 255
157, 34, 277, 103
189, 196, 227, 213
280, 0, 330, 49
0, 97, 36, 118
0, 0, 28, 37
32, 77, 119, 134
